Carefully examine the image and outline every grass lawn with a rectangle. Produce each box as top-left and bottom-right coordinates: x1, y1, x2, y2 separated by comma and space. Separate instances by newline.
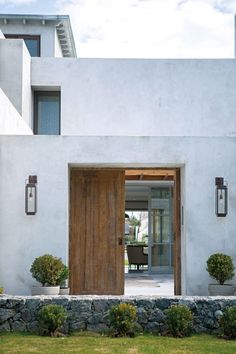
1, 332, 236, 354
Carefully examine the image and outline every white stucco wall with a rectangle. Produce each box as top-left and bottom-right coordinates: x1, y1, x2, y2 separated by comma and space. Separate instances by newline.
0, 135, 235, 296
0, 39, 23, 114
1, 32, 236, 297
0, 23, 57, 57
0, 89, 32, 134
32, 58, 236, 137
55, 31, 63, 58
21, 43, 32, 128
0, 39, 32, 128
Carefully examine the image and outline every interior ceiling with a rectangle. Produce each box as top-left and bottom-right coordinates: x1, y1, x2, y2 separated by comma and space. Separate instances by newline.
125, 169, 174, 203
125, 169, 175, 181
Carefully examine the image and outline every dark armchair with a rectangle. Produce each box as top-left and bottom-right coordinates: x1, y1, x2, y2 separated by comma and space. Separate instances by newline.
127, 245, 148, 271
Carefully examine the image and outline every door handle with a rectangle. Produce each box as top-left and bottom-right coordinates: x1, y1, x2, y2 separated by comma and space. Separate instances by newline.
118, 237, 123, 245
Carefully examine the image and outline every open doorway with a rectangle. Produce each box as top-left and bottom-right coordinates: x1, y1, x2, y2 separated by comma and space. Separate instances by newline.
124, 169, 180, 295
69, 167, 181, 296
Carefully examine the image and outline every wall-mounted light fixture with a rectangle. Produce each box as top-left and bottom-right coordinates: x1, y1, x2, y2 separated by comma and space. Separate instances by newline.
25, 175, 37, 215
215, 177, 227, 217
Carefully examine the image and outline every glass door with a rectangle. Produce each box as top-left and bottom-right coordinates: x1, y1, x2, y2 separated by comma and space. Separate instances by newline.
148, 187, 173, 273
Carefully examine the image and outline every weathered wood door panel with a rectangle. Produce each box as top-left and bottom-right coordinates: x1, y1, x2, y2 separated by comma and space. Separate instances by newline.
69, 169, 125, 295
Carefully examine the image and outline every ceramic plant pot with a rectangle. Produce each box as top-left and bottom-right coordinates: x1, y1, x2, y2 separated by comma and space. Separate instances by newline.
208, 284, 235, 296
59, 287, 70, 295
31, 286, 60, 296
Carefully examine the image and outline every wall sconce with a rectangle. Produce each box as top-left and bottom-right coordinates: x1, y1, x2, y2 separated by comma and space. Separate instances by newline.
25, 175, 37, 215
215, 177, 227, 217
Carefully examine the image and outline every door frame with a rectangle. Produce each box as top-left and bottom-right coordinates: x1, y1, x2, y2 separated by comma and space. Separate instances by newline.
69, 165, 182, 295
173, 168, 181, 295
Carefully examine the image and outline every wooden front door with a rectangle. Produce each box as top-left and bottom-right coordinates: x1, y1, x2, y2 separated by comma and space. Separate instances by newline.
69, 169, 125, 295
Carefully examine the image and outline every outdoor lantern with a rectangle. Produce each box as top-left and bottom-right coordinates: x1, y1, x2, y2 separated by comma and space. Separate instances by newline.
215, 177, 228, 217
25, 175, 37, 215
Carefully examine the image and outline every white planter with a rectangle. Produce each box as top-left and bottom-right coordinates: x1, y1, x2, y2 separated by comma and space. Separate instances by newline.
31, 286, 60, 296
59, 288, 70, 295
208, 284, 235, 296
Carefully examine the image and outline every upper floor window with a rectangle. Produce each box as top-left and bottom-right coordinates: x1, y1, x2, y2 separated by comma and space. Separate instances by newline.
34, 91, 60, 135
4, 34, 40, 57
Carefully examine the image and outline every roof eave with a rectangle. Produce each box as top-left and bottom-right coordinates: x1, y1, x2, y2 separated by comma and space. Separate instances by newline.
0, 14, 77, 58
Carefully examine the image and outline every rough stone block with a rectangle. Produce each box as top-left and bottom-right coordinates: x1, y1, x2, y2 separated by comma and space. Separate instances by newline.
11, 320, 27, 332
21, 308, 32, 322
0, 321, 10, 332
70, 320, 86, 331
27, 320, 39, 333
148, 308, 166, 323
87, 313, 103, 324
0, 308, 15, 323
137, 307, 148, 324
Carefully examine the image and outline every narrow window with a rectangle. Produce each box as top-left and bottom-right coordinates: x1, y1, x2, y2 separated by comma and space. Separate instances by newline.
34, 91, 60, 135
4, 34, 40, 57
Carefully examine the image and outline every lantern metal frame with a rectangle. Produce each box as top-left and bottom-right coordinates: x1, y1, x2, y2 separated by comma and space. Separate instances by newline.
25, 175, 37, 215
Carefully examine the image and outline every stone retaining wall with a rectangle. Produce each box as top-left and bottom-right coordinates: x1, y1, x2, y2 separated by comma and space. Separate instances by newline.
1, 295, 236, 334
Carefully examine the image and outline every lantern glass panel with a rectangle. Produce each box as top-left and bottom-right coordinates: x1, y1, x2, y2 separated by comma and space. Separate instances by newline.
26, 185, 36, 214
217, 188, 226, 214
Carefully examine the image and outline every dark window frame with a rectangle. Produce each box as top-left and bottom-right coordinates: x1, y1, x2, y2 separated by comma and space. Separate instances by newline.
34, 91, 61, 135
4, 34, 41, 56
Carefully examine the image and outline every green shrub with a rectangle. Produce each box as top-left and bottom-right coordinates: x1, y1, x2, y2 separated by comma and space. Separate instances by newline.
30, 254, 65, 286
165, 304, 193, 337
206, 253, 235, 285
220, 306, 236, 339
109, 303, 137, 336
38, 304, 67, 336
58, 265, 69, 287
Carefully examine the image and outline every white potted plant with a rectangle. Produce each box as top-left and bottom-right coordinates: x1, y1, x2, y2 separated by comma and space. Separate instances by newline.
30, 254, 66, 295
206, 253, 235, 296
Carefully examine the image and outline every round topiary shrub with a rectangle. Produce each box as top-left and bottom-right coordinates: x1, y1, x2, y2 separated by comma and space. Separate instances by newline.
206, 253, 235, 285
165, 304, 193, 337
38, 304, 67, 336
220, 306, 236, 339
109, 303, 137, 336
30, 254, 66, 286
